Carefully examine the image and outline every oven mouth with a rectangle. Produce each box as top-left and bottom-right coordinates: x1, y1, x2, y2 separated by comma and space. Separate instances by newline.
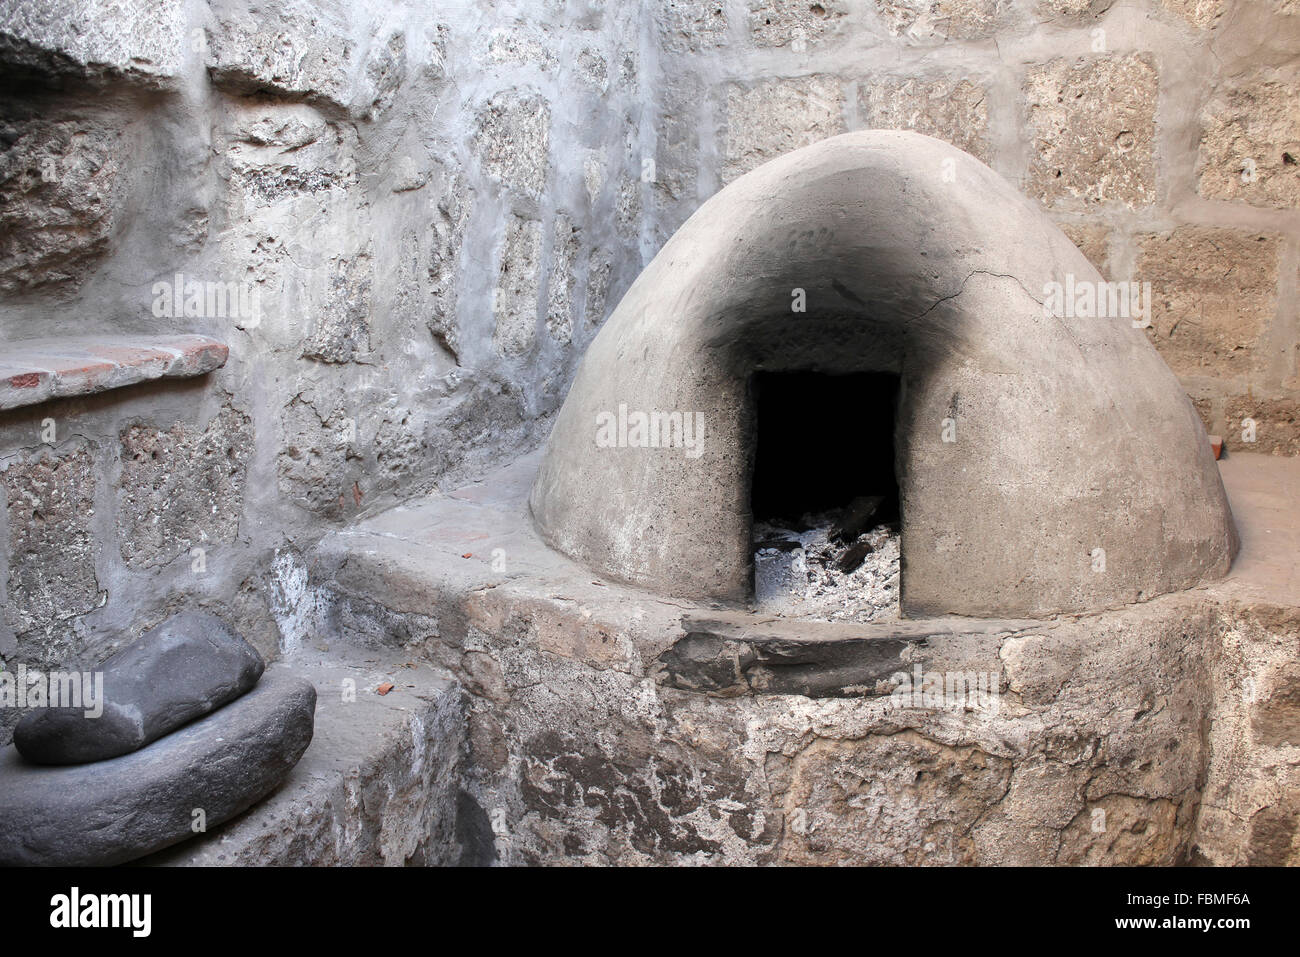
748, 370, 903, 619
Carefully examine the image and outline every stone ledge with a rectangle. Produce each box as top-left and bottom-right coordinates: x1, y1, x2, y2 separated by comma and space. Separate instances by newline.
144, 646, 480, 867
0, 334, 228, 411
292, 450, 1299, 865
659, 613, 1043, 698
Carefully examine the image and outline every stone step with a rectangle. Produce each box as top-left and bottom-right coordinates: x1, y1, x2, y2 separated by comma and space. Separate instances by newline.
143, 646, 479, 866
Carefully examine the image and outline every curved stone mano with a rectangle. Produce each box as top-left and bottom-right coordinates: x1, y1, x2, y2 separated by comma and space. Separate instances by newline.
531, 131, 1238, 618
14, 610, 265, 764
0, 671, 315, 866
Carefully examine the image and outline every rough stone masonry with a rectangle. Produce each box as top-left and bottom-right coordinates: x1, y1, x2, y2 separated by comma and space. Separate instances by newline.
0, 0, 1298, 867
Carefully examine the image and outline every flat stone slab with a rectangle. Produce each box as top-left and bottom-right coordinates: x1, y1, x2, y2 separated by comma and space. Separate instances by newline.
145, 646, 470, 866
14, 610, 264, 764
0, 334, 227, 411
659, 613, 1041, 698
0, 671, 315, 866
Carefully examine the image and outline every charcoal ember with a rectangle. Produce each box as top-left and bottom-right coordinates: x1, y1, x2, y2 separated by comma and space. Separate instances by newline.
831, 495, 885, 541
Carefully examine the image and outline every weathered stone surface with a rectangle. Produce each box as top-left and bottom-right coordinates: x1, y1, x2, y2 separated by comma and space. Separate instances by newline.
2, 446, 100, 643
474, 89, 550, 199
546, 214, 579, 344
0, 0, 185, 86
1195, 603, 1300, 865
0, 116, 123, 294
721, 76, 844, 182
1036, 0, 1115, 21
1161, 0, 1223, 27
1058, 222, 1110, 276
657, 614, 1022, 698
223, 104, 359, 213
658, 0, 729, 53
358, 32, 407, 121
493, 216, 542, 357
749, 0, 848, 48
118, 406, 254, 569
877, 0, 1002, 39
1136, 227, 1279, 377
303, 248, 373, 363
1223, 396, 1300, 455
574, 47, 608, 91
615, 174, 641, 238
0, 335, 228, 411
14, 611, 265, 764
0, 671, 315, 866
487, 26, 558, 71
1197, 74, 1300, 210
585, 251, 614, 327
1024, 54, 1157, 209
205, 3, 352, 113
654, 75, 702, 235
277, 395, 362, 518
780, 732, 1014, 864
428, 167, 472, 360
275, 389, 433, 521
860, 77, 990, 162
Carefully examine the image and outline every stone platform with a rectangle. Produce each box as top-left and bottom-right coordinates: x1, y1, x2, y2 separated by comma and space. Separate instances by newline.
153, 451, 1298, 866
148, 645, 480, 866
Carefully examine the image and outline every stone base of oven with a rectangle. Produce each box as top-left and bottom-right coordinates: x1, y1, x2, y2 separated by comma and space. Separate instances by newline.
164, 451, 1299, 865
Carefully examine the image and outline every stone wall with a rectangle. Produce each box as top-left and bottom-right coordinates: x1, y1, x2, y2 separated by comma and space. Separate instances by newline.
0, 0, 653, 735
646, 0, 1300, 454
1, 1, 1297, 741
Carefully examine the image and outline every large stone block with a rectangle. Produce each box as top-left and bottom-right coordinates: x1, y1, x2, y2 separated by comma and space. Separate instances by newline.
118, 406, 254, 569
205, 2, 353, 113
427, 168, 473, 361
1024, 54, 1157, 209
859, 77, 990, 162
277, 395, 359, 518
778, 732, 1013, 864
0, 116, 123, 294
876, 0, 1003, 39
0, 0, 185, 86
547, 214, 580, 345
1161, 0, 1224, 27
474, 90, 550, 199
748, 0, 849, 48
303, 248, 373, 363
657, 0, 729, 53
1136, 227, 1279, 377
1058, 222, 1111, 276
486, 26, 558, 71
1222, 396, 1300, 455
722, 76, 844, 183
2, 446, 100, 639
223, 104, 359, 214
493, 217, 542, 357
1197, 74, 1300, 210
1035, 0, 1115, 21
615, 175, 641, 239
655, 75, 702, 216
585, 251, 614, 328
